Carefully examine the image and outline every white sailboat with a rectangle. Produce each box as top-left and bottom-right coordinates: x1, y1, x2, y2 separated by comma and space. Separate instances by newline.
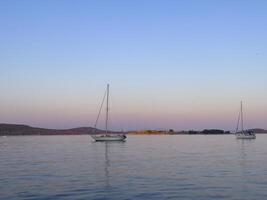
91, 84, 126, 142
235, 101, 256, 139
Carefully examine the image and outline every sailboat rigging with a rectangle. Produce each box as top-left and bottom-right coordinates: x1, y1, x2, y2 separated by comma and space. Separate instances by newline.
91, 84, 127, 142
235, 101, 256, 139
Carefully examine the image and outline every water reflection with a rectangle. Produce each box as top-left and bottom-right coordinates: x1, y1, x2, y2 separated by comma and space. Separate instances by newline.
102, 141, 126, 189
2, 135, 267, 200
237, 139, 255, 161
104, 142, 110, 188
236, 138, 256, 197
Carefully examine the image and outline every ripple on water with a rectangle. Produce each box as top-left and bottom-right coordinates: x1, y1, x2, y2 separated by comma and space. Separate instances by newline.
1, 135, 267, 200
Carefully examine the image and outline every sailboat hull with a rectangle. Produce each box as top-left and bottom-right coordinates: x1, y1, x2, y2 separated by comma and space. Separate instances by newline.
236, 134, 256, 139
91, 135, 126, 142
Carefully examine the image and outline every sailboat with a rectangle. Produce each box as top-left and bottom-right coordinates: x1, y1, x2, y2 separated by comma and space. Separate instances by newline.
91, 84, 127, 142
235, 101, 256, 139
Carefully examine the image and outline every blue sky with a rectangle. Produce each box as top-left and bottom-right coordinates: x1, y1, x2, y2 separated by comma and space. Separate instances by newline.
0, 0, 267, 130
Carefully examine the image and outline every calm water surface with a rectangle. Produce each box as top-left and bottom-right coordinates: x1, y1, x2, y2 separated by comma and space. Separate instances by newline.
1, 135, 267, 200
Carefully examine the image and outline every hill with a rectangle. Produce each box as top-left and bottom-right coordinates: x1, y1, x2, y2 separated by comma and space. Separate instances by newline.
0, 123, 121, 136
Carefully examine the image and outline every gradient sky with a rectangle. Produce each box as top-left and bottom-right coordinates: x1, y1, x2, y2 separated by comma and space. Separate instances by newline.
1, 0, 267, 131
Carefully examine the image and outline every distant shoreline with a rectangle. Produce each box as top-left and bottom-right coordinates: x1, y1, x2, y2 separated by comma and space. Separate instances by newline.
1, 123, 267, 136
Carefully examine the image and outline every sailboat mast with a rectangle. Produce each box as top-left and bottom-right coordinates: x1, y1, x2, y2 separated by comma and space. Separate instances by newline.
105, 84, 109, 135
241, 101, 244, 132
236, 108, 240, 133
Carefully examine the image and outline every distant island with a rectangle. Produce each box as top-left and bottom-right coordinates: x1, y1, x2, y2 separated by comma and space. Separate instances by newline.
0, 124, 267, 136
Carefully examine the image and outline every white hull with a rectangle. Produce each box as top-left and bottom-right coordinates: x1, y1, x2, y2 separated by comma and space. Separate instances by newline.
91, 134, 126, 142
236, 134, 256, 139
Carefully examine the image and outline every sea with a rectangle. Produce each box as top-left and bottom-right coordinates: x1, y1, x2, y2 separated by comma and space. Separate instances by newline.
1, 135, 267, 200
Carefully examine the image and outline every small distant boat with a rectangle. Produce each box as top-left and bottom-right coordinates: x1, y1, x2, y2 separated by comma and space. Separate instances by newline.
235, 101, 256, 139
91, 84, 126, 142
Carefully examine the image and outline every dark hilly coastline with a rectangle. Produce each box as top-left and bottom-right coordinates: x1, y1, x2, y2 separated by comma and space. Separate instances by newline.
0, 123, 121, 136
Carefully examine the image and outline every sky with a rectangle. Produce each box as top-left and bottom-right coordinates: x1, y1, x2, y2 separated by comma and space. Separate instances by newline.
0, 0, 267, 131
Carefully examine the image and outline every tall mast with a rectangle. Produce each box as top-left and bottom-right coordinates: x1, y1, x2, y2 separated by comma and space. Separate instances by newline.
105, 84, 109, 135
241, 101, 244, 131
236, 107, 241, 133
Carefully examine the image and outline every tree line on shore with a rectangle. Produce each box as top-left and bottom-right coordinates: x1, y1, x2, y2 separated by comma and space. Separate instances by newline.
135, 129, 231, 135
